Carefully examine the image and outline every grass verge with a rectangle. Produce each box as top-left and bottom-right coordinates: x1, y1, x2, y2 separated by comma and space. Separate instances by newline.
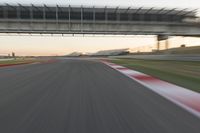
0, 58, 37, 66
111, 59, 200, 92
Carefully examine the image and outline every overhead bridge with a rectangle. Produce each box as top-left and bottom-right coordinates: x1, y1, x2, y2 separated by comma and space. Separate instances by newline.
0, 4, 200, 50
0, 4, 200, 36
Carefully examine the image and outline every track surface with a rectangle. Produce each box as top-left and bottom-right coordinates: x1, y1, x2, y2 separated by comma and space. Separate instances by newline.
0, 59, 199, 133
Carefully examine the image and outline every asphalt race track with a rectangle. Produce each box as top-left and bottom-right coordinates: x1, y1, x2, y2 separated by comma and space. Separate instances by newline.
0, 59, 199, 133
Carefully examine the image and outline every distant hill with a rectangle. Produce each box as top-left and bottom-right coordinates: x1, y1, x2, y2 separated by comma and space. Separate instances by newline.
66, 52, 83, 57
92, 48, 130, 56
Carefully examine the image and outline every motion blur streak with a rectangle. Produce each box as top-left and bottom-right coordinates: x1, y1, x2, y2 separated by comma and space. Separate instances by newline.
0, 59, 199, 133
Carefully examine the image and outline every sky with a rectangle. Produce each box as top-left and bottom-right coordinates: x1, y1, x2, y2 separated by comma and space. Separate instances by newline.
0, 35, 157, 56
0, 0, 200, 56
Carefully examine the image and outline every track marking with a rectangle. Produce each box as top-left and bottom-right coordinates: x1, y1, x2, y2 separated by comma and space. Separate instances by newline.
102, 61, 200, 118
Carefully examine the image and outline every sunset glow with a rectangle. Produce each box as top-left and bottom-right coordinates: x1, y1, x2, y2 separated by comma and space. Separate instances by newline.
0, 35, 200, 56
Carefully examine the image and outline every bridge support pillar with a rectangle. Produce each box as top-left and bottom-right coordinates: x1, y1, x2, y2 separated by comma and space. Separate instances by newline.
157, 35, 169, 50
165, 38, 169, 50
157, 39, 160, 50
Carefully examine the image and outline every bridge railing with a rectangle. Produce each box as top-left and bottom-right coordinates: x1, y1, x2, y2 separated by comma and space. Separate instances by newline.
0, 4, 198, 24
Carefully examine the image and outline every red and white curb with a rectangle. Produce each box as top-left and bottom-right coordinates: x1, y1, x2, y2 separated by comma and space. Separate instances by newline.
102, 61, 200, 118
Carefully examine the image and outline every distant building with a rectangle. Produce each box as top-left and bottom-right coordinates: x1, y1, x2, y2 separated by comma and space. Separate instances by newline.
92, 48, 130, 56
67, 52, 83, 57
